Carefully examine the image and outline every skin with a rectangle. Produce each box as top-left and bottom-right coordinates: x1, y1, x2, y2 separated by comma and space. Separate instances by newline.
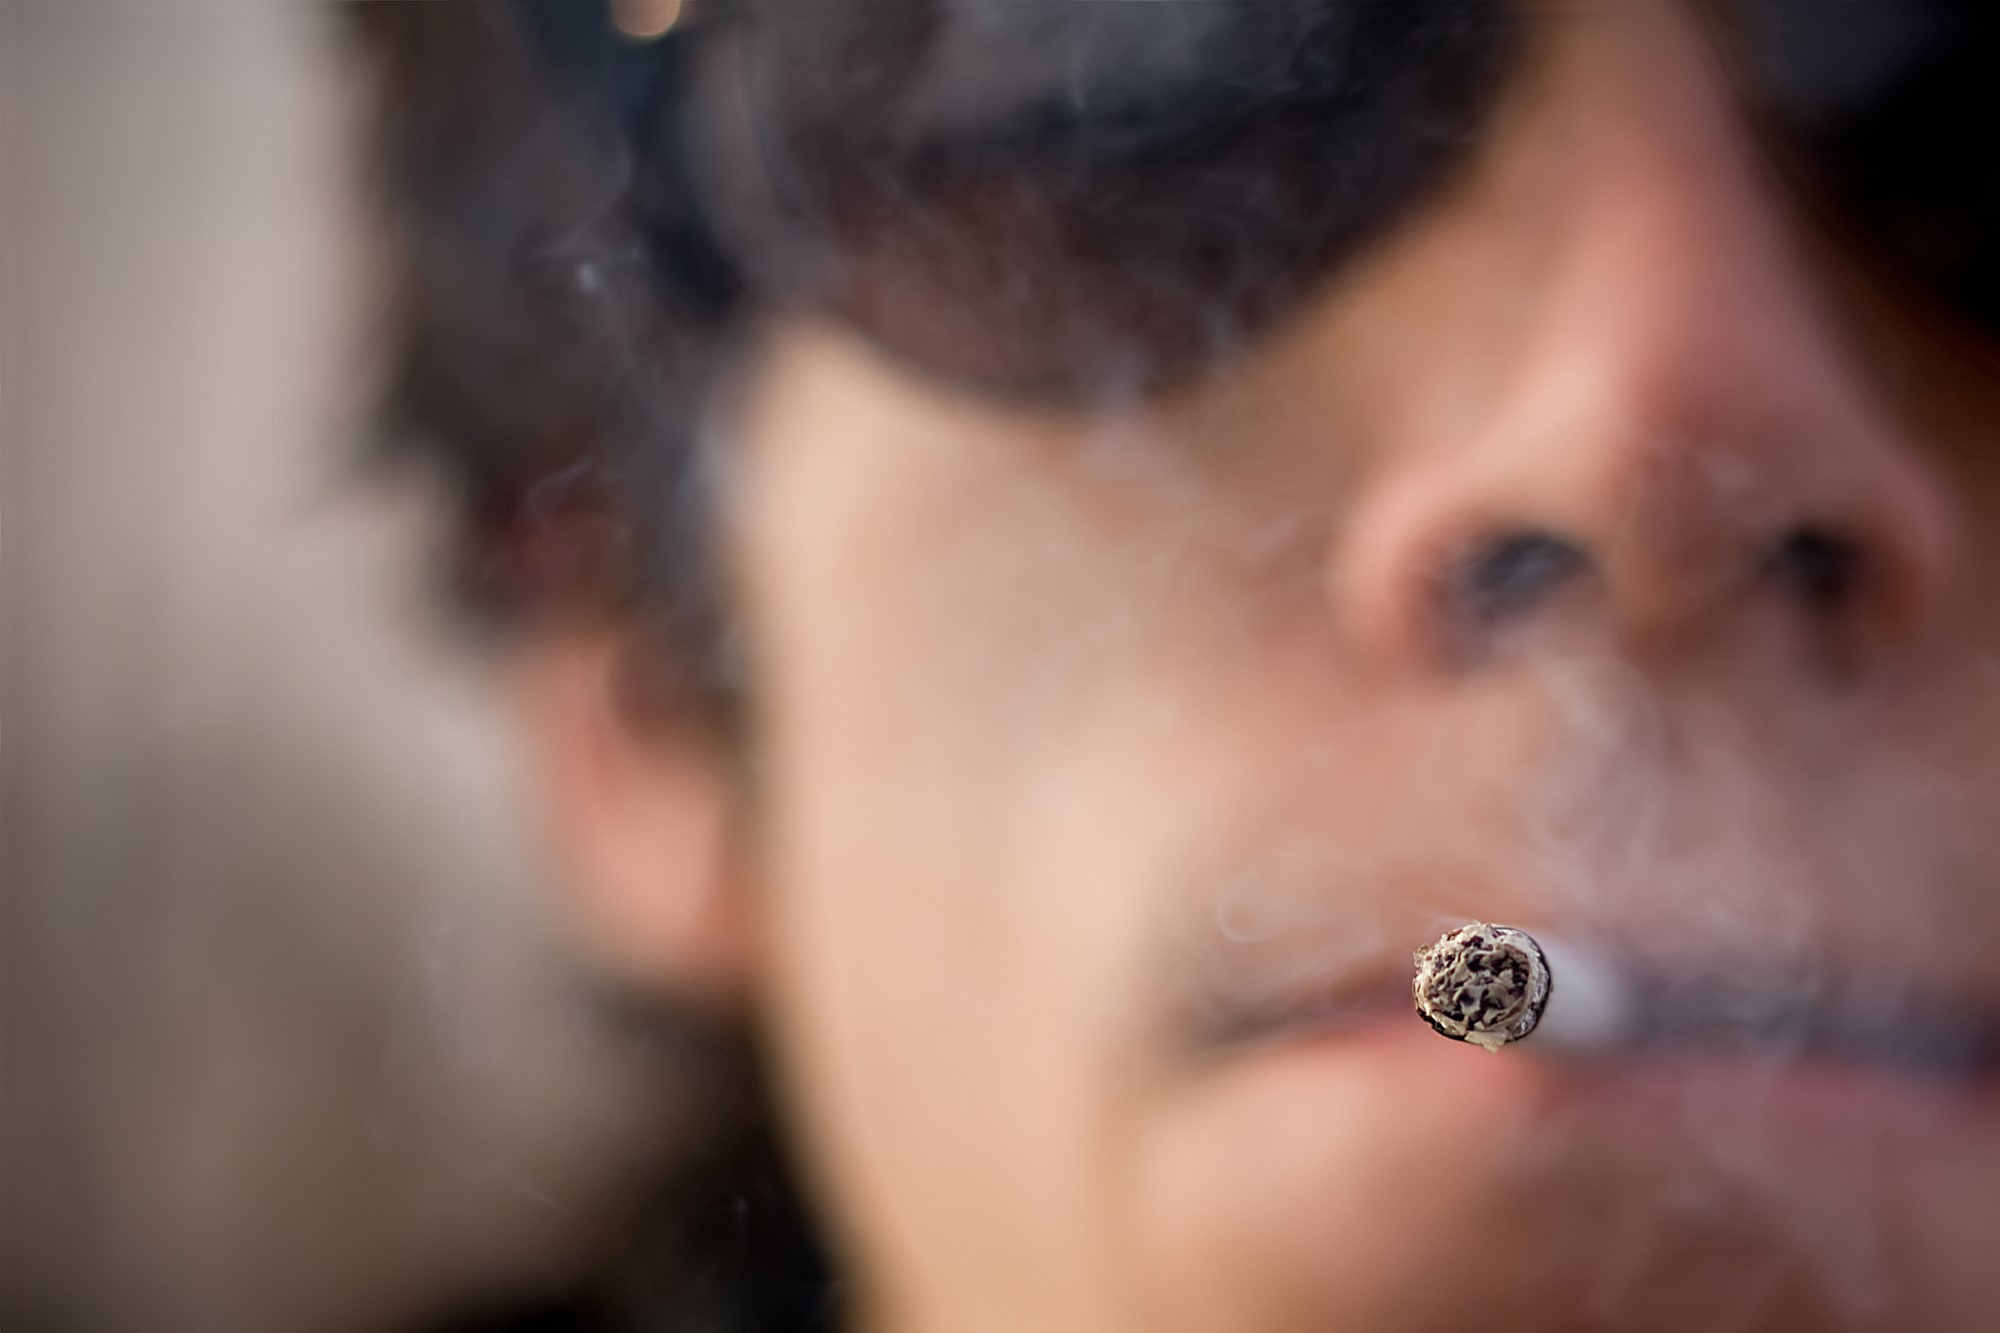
519, 2, 2000, 1329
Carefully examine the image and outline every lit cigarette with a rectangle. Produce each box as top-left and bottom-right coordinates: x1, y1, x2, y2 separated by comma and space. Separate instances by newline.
1412, 921, 2000, 1076
1412, 922, 1631, 1053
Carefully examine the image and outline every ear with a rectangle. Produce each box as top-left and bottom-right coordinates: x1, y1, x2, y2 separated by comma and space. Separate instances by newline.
510, 626, 754, 1010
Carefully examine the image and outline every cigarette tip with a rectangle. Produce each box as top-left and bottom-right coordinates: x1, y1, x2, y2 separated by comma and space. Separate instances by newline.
1412, 922, 1551, 1051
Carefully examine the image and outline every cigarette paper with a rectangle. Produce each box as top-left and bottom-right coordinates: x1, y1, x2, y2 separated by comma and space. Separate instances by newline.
1413, 922, 2000, 1075
1412, 922, 1631, 1052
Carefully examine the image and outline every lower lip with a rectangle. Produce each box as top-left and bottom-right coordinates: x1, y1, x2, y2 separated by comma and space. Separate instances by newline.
1265, 1017, 2000, 1151
1557, 1047, 2000, 1148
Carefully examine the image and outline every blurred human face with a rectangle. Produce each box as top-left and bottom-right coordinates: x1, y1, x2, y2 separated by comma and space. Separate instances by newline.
713, 2, 2000, 1329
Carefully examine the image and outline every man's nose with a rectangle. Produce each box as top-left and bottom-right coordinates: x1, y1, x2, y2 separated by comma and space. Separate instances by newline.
1333, 3, 1958, 679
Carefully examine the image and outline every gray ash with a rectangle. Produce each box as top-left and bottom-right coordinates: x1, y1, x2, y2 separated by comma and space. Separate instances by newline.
1412, 923, 1551, 1052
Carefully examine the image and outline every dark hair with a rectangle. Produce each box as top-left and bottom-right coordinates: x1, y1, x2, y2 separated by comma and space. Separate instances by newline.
352, 0, 744, 705
350, 0, 1517, 662
351, 7, 830, 1330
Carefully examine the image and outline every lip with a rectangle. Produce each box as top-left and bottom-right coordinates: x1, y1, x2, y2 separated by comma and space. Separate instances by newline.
1555, 1047, 2000, 1145
1184, 969, 1418, 1056
1211, 1004, 2000, 1173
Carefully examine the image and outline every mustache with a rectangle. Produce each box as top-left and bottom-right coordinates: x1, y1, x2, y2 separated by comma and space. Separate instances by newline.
1154, 645, 2000, 1082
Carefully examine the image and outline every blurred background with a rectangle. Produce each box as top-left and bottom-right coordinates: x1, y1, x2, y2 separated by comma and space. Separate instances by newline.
3, 5, 685, 1329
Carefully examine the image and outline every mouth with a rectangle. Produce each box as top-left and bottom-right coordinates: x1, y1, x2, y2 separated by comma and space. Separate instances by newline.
1149, 915, 2000, 1333
1181, 934, 2000, 1094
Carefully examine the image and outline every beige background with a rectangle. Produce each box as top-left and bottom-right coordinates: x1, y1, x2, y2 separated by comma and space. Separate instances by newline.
3, 5, 674, 1328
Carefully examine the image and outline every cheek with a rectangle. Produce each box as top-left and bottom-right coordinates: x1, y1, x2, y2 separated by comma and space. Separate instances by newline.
725, 332, 1542, 1302
729, 335, 1217, 1309
727, 327, 1453, 1318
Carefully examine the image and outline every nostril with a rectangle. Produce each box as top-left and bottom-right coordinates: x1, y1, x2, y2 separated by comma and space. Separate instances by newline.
1449, 530, 1594, 630
1767, 527, 1867, 613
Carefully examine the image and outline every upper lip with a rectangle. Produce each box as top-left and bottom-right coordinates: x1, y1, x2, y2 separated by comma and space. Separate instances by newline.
1178, 957, 1417, 1057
